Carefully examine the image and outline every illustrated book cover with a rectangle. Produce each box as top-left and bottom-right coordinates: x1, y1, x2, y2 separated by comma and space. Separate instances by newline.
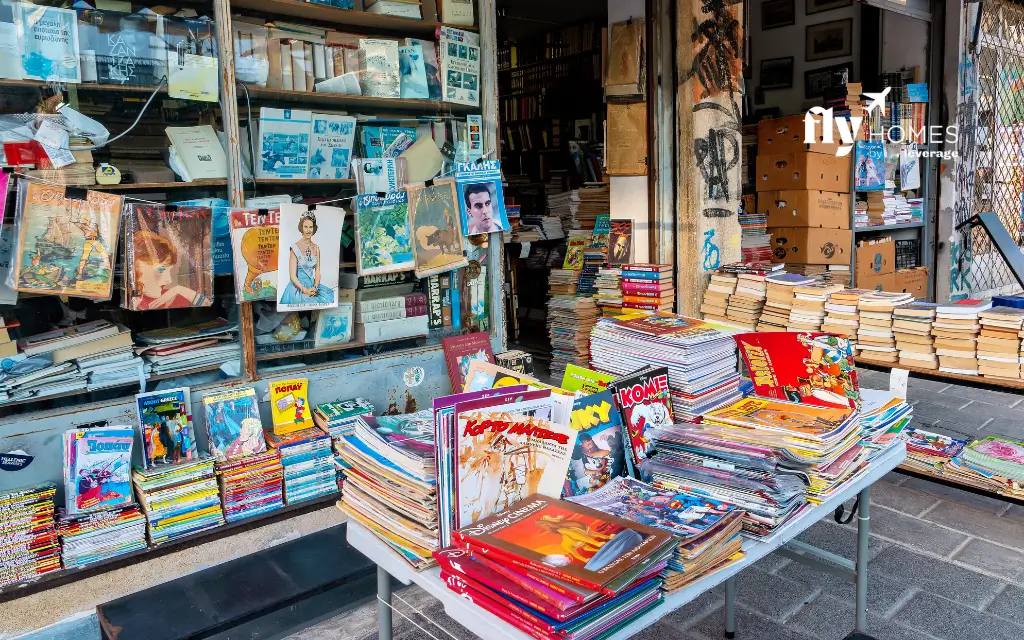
354, 191, 415, 276
202, 387, 267, 462
230, 208, 279, 302
439, 27, 480, 106
609, 366, 674, 478
63, 426, 134, 515
276, 203, 343, 312
135, 387, 197, 470
313, 304, 353, 347
454, 160, 510, 235
405, 37, 442, 100
703, 396, 854, 435
398, 44, 430, 99
606, 219, 634, 265
269, 377, 314, 435
123, 204, 213, 310
309, 113, 356, 179
257, 107, 311, 179
14, 182, 123, 300
854, 140, 885, 191
734, 332, 860, 409
463, 359, 537, 393
442, 331, 495, 392
14, 3, 81, 83
563, 389, 627, 497
406, 179, 468, 278
561, 364, 616, 397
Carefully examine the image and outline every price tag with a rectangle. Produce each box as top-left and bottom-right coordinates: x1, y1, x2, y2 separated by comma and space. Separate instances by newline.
34, 119, 69, 150
519, 242, 531, 259
703, 459, 735, 472
889, 368, 909, 400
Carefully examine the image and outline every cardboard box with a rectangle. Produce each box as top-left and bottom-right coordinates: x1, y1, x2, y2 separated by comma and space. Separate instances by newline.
895, 267, 929, 299
769, 227, 852, 265
855, 238, 896, 279
757, 114, 861, 156
755, 152, 851, 193
858, 272, 897, 292
758, 190, 850, 229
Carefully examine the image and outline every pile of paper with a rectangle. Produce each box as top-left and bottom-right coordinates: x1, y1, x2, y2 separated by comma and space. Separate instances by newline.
739, 210, 771, 262
900, 426, 966, 475
547, 189, 581, 232
574, 184, 610, 229
265, 427, 337, 505
0, 483, 61, 587
132, 457, 225, 545
859, 388, 913, 452
136, 318, 241, 379
548, 268, 581, 296
57, 504, 147, 569
548, 296, 600, 382
216, 450, 285, 523
313, 397, 375, 440
893, 302, 938, 369
701, 270, 736, 323
723, 264, 777, 329
962, 436, 1024, 482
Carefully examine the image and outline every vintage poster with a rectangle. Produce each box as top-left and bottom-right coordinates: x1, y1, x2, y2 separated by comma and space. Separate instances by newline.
229, 209, 280, 302
406, 179, 468, 277
734, 331, 860, 409
123, 204, 212, 310
609, 366, 674, 477
202, 387, 267, 462
454, 160, 510, 235
563, 389, 627, 497
14, 182, 122, 300
135, 387, 197, 469
354, 191, 415, 277
276, 203, 343, 312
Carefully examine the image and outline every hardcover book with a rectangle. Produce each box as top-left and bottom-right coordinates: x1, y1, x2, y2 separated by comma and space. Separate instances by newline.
563, 389, 627, 496
309, 113, 356, 179
454, 160, 510, 235
354, 191, 415, 276
398, 44, 430, 99
406, 179, 468, 277
269, 377, 314, 435
276, 204, 343, 312
257, 108, 311, 179
230, 209, 279, 302
14, 182, 122, 300
609, 366, 674, 478
123, 204, 213, 310
15, 4, 81, 83
202, 387, 267, 462
442, 331, 494, 391
135, 387, 197, 469
63, 426, 134, 515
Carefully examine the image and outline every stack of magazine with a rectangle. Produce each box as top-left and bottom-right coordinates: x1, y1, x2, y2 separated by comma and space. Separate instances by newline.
135, 319, 240, 379
56, 504, 148, 568
0, 483, 61, 587
216, 450, 285, 523
265, 427, 337, 505
313, 397, 375, 440
132, 458, 225, 545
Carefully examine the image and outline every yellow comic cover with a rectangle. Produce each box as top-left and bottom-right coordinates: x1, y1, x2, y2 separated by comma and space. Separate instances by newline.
270, 378, 314, 435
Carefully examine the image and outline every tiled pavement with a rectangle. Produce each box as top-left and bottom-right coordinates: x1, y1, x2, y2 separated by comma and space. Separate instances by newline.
288, 368, 1024, 640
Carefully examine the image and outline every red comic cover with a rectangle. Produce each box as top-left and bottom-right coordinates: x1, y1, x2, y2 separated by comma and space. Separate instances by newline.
609, 366, 674, 478
734, 332, 860, 409
439, 570, 561, 639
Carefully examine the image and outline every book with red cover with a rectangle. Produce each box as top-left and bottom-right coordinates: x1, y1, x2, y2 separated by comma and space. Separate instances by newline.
452, 494, 674, 596
734, 331, 860, 409
608, 366, 673, 478
441, 331, 495, 392
439, 570, 560, 639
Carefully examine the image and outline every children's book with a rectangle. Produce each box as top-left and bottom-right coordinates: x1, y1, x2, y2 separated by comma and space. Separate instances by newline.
313, 304, 353, 347
406, 179, 468, 278
854, 140, 885, 191
563, 236, 586, 270
202, 387, 267, 462
703, 397, 854, 435
309, 113, 356, 179
398, 44, 430, 99
562, 389, 627, 496
14, 182, 122, 300
135, 387, 197, 469
463, 359, 537, 392
354, 191, 415, 276
352, 157, 408, 193
269, 377, 314, 435
405, 37, 442, 100
15, 3, 81, 83
358, 38, 400, 98
63, 426, 134, 515
590, 214, 611, 250
734, 331, 860, 409
230, 209, 280, 302
123, 204, 213, 310
276, 203, 343, 311
439, 27, 480, 106
257, 107, 311, 179
454, 160, 509, 235
442, 331, 494, 392
560, 364, 615, 397
608, 366, 674, 478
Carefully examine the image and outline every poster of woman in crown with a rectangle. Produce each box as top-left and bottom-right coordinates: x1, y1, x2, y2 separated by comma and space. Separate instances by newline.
276, 203, 343, 312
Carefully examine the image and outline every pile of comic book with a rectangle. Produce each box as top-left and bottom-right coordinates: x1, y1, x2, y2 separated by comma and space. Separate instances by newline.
335, 410, 438, 570
135, 319, 241, 378
903, 433, 1024, 499
132, 458, 225, 545
265, 427, 337, 505
435, 495, 674, 640
547, 295, 600, 382
0, 483, 61, 587
313, 398, 375, 440
57, 504, 147, 568
859, 389, 913, 454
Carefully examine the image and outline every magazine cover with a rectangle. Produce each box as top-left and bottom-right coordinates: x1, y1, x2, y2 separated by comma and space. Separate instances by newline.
561, 364, 615, 396
354, 192, 415, 276
734, 332, 860, 409
63, 426, 134, 514
313, 304, 353, 347
854, 140, 885, 191
398, 44, 430, 99
563, 236, 586, 270
135, 387, 197, 469
276, 204, 343, 312
229, 209, 280, 302
14, 182, 122, 300
439, 27, 480, 106
563, 389, 627, 497
269, 377, 314, 435
590, 214, 611, 250
351, 158, 408, 193
609, 366, 674, 478
703, 396, 854, 435
202, 387, 267, 462
454, 160, 510, 235
123, 204, 213, 310
406, 180, 469, 278
442, 331, 495, 392
309, 113, 356, 179
606, 219, 634, 265
463, 359, 536, 393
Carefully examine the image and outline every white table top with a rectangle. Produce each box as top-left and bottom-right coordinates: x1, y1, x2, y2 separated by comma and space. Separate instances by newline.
347, 442, 907, 640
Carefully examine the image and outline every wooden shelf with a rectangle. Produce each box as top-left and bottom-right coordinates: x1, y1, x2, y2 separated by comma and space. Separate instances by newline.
497, 50, 601, 74
254, 178, 356, 185
855, 356, 1024, 391
241, 85, 475, 113
0, 79, 166, 94
89, 180, 228, 191
897, 466, 1024, 507
256, 334, 424, 361
230, 0, 477, 34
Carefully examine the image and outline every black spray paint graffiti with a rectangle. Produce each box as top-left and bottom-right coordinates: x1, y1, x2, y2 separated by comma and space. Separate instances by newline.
693, 102, 741, 218
691, 0, 742, 101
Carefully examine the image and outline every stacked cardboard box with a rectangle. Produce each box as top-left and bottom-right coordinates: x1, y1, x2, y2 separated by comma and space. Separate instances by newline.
758, 273, 815, 331
788, 283, 844, 331
856, 237, 896, 292
856, 291, 914, 363
934, 300, 991, 375
893, 303, 938, 369
895, 267, 929, 299
977, 307, 1024, 380
701, 270, 736, 323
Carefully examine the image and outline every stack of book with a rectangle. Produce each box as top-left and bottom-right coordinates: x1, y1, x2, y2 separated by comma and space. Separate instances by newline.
935, 299, 991, 375
821, 289, 867, 340
216, 450, 285, 523
893, 303, 939, 369
354, 288, 429, 345
136, 319, 241, 379
725, 267, 773, 329
336, 411, 437, 569
900, 427, 967, 476
548, 268, 581, 296
621, 264, 674, 313
569, 477, 745, 593
757, 273, 815, 332
0, 483, 61, 587
788, 283, 845, 331
593, 267, 623, 316
132, 457, 224, 545
57, 504, 148, 569
856, 291, 914, 363
977, 307, 1024, 380
700, 269, 736, 323
313, 398, 375, 440
547, 190, 581, 233
576, 249, 605, 296
266, 427, 337, 505
435, 496, 672, 638
786, 264, 851, 287
547, 296, 600, 382
574, 184, 611, 229
738, 209, 772, 262
962, 436, 1024, 483
859, 389, 913, 451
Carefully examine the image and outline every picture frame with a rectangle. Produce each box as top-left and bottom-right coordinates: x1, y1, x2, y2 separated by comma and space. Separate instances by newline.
804, 61, 853, 98
806, 0, 852, 15
806, 19, 853, 61
762, 0, 796, 30
760, 56, 794, 90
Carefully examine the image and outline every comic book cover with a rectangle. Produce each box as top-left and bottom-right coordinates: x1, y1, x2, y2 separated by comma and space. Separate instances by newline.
463, 359, 537, 393
202, 387, 267, 462
123, 204, 213, 310
563, 236, 587, 270
135, 387, 197, 469
609, 366, 674, 478
229, 209, 279, 302
441, 331, 494, 392
611, 313, 721, 341
562, 389, 627, 497
734, 332, 860, 409
703, 397, 854, 435
606, 219, 633, 265
406, 179, 468, 278
560, 364, 615, 397
63, 427, 134, 515
269, 378, 314, 435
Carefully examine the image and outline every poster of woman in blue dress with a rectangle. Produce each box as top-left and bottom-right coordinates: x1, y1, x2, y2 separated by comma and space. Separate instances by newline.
276, 204, 343, 311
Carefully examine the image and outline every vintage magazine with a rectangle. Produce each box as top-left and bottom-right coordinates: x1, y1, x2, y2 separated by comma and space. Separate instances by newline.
269, 377, 314, 435
561, 364, 616, 397
202, 387, 268, 462
703, 396, 854, 436
63, 426, 134, 515
735, 332, 860, 409
135, 387, 197, 469
123, 204, 213, 310
229, 209, 279, 302
454, 160, 510, 235
563, 389, 627, 496
406, 180, 468, 278
276, 204, 343, 312
609, 366, 674, 478
354, 191, 415, 277
439, 26, 480, 106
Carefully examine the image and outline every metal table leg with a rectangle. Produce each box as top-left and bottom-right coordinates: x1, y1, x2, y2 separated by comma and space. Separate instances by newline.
855, 487, 871, 633
378, 565, 393, 640
724, 576, 736, 639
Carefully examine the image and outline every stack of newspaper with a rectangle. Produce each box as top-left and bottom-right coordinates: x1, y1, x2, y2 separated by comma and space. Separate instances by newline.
135, 319, 240, 378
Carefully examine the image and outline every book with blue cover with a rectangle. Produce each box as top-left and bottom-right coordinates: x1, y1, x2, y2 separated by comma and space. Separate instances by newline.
906, 83, 928, 103
15, 3, 81, 83
135, 387, 197, 469
354, 191, 415, 276
257, 108, 311, 179
399, 44, 430, 99
359, 126, 417, 159
309, 113, 356, 179
454, 160, 510, 235
563, 389, 627, 497
854, 140, 885, 191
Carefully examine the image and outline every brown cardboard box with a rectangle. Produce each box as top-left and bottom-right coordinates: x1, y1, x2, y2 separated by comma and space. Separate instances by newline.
895, 267, 929, 299
858, 272, 897, 292
769, 227, 852, 265
755, 152, 851, 192
855, 238, 896, 279
757, 114, 860, 156
758, 190, 850, 229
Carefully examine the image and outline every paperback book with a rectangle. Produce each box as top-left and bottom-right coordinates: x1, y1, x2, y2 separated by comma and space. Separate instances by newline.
63, 426, 134, 515
398, 44, 430, 99
354, 191, 415, 276
455, 160, 510, 235
202, 387, 267, 462
14, 4, 81, 83
854, 141, 885, 191
123, 204, 213, 310
269, 377, 314, 435
442, 331, 495, 392
257, 108, 311, 179
563, 389, 627, 496
229, 209, 280, 302
358, 38, 400, 98
439, 27, 480, 106
276, 204, 343, 311
135, 387, 197, 469
309, 113, 356, 179
351, 158, 407, 193
406, 179, 468, 277
313, 304, 353, 347
405, 38, 442, 100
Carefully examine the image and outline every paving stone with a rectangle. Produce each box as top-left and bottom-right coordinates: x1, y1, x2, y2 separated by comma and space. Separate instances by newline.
892, 591, 1024, 640
869, 546, 1005, 608
786, 594, 934, 640
979, 418, 1024, 441
661, 585, 724, 630
952, 539, 1024, 581
937, 385, 1024, 407
1000, 504, 1024, 523
754, 551, 790, 574
909, 395, 973, 412
922, 421, 982, 440
905, 376, 954, 393
922, 502, 1024, 550
882, 471, 909, 486
864, 506, 970, 555
985, 585, 1024, 627
416, 602, 483, 640
776, 555, 914, 617
734, 567, 818, 620
901, 477, 1011, 515
867, 480, 941, 516
628, 620, 698, 640
961, 400, 1024, 422
793, 520, 887, 561
691, 605, 815, 640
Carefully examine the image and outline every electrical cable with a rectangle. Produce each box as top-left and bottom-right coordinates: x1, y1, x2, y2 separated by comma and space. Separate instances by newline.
73, 76, 169, 151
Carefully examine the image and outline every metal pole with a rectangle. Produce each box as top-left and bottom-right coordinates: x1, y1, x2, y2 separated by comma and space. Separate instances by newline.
856, 487, 871, 632
378, 565, 393, 640
724, 576, 736, 639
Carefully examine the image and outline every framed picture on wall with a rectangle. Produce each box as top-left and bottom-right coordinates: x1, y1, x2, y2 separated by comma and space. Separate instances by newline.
807, 0, 852, 15
762, 0, 796, 30
760, 56, 794, 90
804, 61, 852, 98
805, 18, 853, 61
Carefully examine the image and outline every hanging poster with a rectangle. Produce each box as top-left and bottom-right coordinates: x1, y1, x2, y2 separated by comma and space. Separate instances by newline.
454, 160, 509, 235
354, 191, 415, 276
406, 179, 468, 278
124, 204, 213, 310
229, 208, 280, 302
276, 203, 343, 312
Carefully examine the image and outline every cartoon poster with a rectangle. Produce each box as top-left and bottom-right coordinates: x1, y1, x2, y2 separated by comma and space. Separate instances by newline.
734, 331, 860, 409
123, 203, 212, 310
229, 209, 280, 302
406, 179, 468, 278
276, 203, 343, 312
454, 160, 510, 235
354, 191, 415, 276
14, 182, 122, 300
202, 387, 267, 462
563, 389, 627, 497
135, 387, 197, 469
